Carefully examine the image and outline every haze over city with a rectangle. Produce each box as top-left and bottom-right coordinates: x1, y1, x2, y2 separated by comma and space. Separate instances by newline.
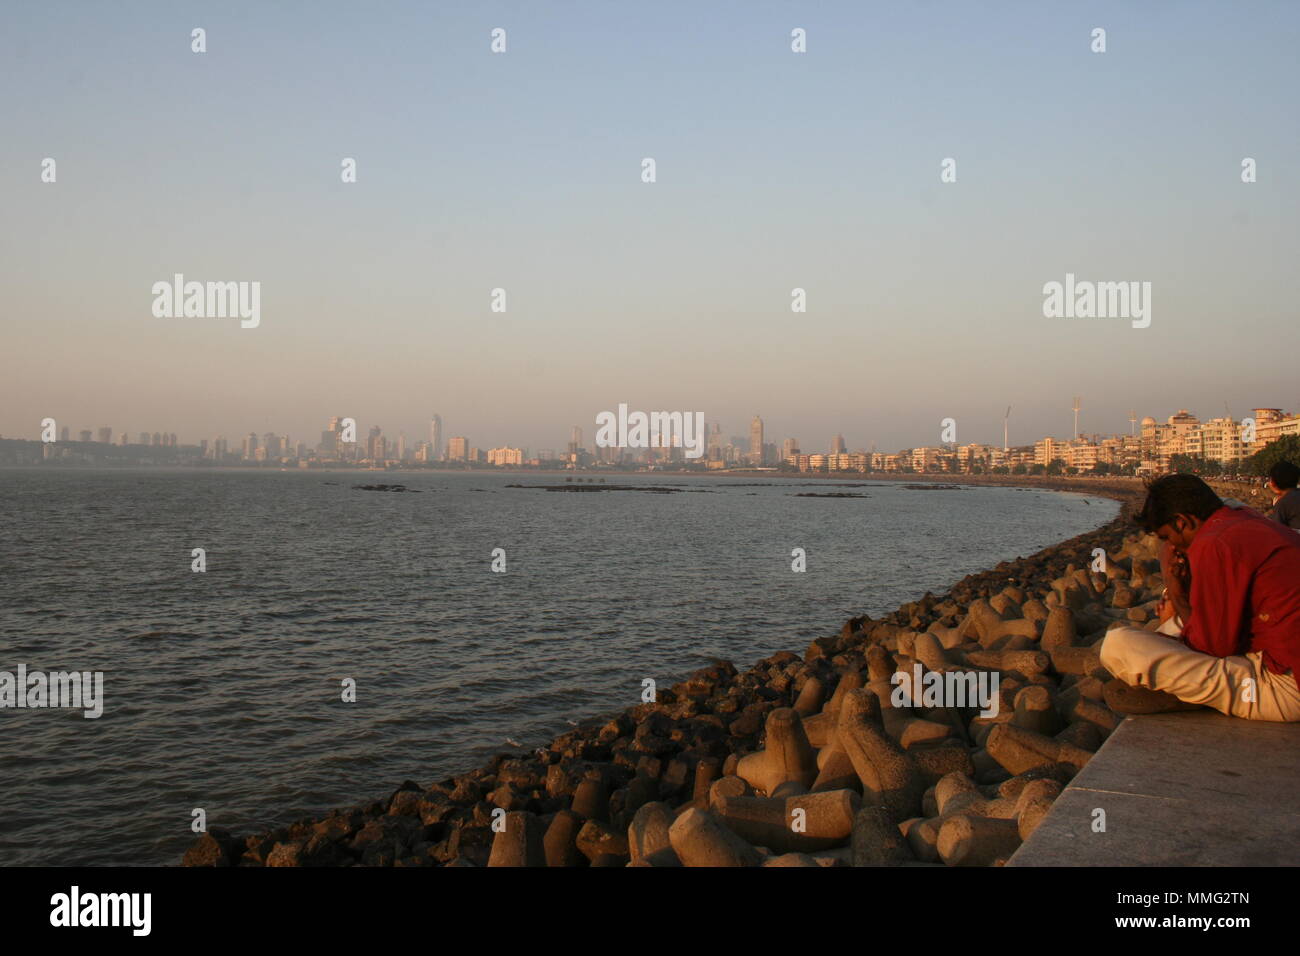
4, 1, 1298, 451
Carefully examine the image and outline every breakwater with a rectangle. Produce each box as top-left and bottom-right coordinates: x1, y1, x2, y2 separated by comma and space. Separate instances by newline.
183, 478, 1162, 867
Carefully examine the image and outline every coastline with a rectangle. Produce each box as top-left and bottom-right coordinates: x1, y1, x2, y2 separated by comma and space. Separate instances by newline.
180, 476, 1241, 867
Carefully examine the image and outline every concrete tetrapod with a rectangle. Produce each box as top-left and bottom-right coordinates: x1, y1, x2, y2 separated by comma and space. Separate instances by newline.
793, 676, 827, 717
713, 788, 860, 854
487, 810, 547, 867
1013, 779, 1063, 841
851, 804, 913, 866
869, 673, 953, 749
628, 801, 678, 866
543, 810, 584, 867
837, 689, 925, 823
576, 819, 629, 864
1011, 685, 1062, 737
802, 669, 864, 749
668, 808, 764, 867
735, 707, 819, 794
936, 813, 1022, 866
985, 723, 1093, 775
811, 685, 874, 793
570, 775, 609, 821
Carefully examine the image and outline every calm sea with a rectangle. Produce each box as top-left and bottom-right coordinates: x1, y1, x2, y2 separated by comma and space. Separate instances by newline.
0, 469, 1117, 865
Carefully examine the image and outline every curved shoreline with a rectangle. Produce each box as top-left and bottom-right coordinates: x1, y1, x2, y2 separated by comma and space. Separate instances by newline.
182, 476, 1178, 867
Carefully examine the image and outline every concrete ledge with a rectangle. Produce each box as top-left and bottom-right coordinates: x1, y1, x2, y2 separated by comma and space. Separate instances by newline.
1008, 710, 1300, 866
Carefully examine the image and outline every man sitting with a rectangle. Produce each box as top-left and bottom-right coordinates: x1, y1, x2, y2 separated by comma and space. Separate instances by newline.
1266, 460, 1300, 529
1100, 474, 1300, 721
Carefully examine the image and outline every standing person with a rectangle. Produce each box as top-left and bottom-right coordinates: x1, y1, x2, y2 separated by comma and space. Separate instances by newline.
1100, 474, 1300, 720
1266, 460, 1300, 529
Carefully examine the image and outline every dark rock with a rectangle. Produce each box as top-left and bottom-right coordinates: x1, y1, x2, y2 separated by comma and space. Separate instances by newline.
182, 828, 242, 867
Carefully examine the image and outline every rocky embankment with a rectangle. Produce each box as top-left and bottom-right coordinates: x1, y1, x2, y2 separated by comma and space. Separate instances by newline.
184, 480, 1173, 868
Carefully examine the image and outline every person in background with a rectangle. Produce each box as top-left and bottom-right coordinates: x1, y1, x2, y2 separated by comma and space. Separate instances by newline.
1266, 460, 1300, 529
1101, 474, 1300, 720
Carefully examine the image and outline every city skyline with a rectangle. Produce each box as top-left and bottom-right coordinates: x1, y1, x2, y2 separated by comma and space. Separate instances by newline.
12, 400, 1298, 473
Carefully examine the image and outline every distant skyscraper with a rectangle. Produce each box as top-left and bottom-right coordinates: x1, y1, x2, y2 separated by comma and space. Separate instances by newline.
749, 416, 764, 465
242, 432, 258, 459
78, 429, 93, 443
429, 414, 443, 461
448, 436, 469, 461
367, 426, 384, 460
97, 427, 112, 444
320, 416, 344, 457
59, 426, 69, 442
782, 438, 799, 460
831, 433, 846, 454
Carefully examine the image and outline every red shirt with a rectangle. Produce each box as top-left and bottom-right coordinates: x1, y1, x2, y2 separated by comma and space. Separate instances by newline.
1183, 505, 1300, 685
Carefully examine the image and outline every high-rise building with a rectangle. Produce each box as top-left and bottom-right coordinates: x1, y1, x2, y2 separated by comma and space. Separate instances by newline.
830, 433, 846, 455
242, 432, 258, 459
59, 426, 69, 442
367, 426, 384, 460
78, 430, 93, 442
138, 432, 149, 445
782, 438, 799, 460
749, 416, 764, 465
448, 436, 469, 461
97, 427, 112, 444
320, 416, 344, 457
429, 414, 443, 461
263, 433, 282, 459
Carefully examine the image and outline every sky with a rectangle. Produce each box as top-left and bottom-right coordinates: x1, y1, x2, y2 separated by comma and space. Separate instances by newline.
2, 1, 1298, 453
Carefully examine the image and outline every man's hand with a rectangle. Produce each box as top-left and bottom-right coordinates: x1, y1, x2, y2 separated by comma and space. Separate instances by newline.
1160, 539, 1190, 597
1158, 538, 1192, 626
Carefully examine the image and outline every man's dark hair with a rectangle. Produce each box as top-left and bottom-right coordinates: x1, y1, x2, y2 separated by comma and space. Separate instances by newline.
1268, 460, 1300, 490
1134, 473, 1223, 532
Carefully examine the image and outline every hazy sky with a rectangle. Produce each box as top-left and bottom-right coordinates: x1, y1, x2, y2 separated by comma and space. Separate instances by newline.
3, 1, 1297, 453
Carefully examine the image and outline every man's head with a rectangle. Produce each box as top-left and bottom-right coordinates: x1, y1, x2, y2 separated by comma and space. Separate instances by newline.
1135, 473, 1224, 549
1267, 460, 1299, 495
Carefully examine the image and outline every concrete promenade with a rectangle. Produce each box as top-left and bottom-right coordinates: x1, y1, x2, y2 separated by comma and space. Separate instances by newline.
1009, 710, 1300, 866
